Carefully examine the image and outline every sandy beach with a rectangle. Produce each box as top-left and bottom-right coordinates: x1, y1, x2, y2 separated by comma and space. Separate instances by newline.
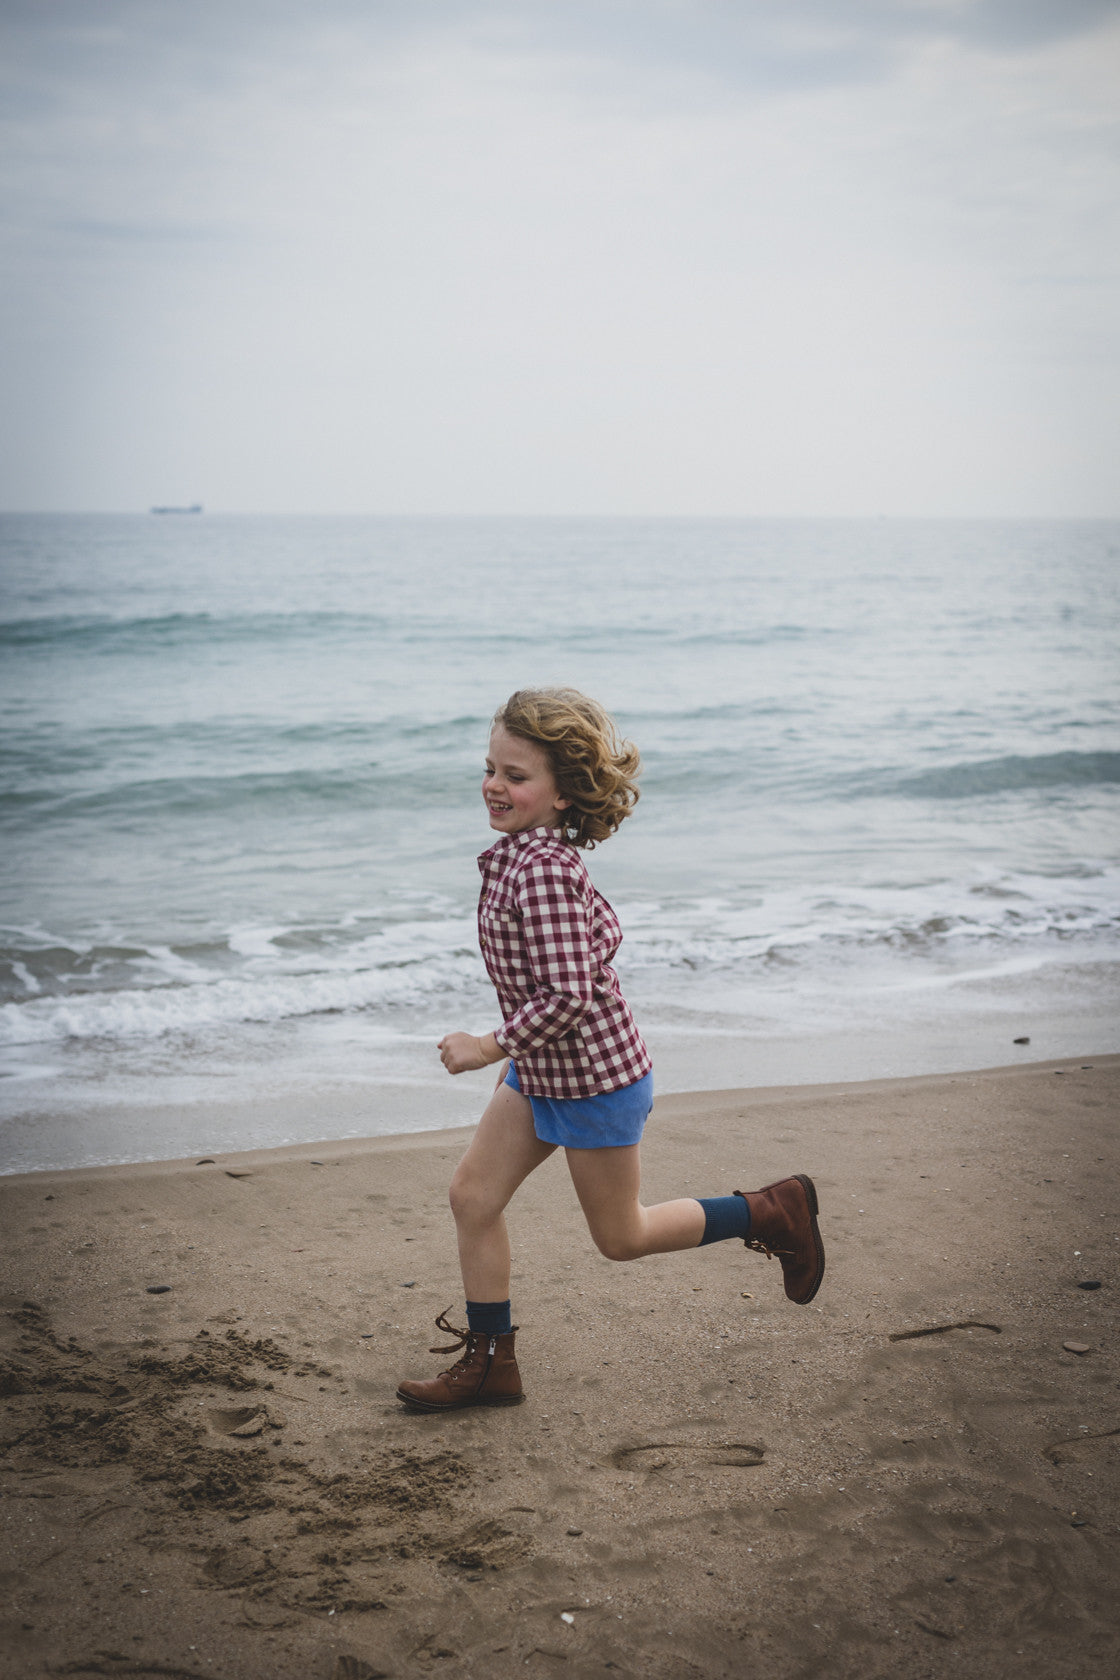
1, 1056, 1117, 1679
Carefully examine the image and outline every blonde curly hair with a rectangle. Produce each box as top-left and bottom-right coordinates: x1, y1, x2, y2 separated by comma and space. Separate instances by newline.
493, 688, 641, 850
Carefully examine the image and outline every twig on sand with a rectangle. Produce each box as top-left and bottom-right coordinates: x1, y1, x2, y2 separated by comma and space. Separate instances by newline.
888, 1320, 1001, 1342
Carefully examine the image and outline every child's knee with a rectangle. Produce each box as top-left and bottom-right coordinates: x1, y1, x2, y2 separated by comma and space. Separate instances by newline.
449, 1170, 492, 1228
591, 1228, 643, 1263
448, 1173, 471, 1222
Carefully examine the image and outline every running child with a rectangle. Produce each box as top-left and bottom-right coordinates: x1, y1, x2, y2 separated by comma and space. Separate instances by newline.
396, 687, 824, 1411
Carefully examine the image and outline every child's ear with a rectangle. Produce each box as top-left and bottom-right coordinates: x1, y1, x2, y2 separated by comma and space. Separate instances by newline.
554, 795, 572, 812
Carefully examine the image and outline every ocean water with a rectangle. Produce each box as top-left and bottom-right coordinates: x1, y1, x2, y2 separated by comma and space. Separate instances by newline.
2, 513, 1118, 1172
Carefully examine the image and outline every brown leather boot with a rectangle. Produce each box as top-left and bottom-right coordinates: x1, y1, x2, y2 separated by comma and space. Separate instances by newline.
734, 1175, 825, 1304
396, 1311, 524, 1412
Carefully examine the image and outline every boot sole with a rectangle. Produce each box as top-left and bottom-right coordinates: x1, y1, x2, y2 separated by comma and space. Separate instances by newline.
790, 1172, 825, 1305
395, 1388, 525, 1413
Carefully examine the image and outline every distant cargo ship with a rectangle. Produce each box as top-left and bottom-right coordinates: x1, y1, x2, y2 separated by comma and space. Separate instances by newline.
150, 503, 203, 514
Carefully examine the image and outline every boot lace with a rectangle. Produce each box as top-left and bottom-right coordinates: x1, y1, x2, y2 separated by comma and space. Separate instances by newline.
746, 1236, 794, 1261
426, 1308, 483, 1383
428, 1308, 473, 1356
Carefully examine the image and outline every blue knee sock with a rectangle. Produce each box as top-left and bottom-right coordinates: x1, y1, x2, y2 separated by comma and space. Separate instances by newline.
697, 1194, 751, 1246
466, 1298, 512, 1335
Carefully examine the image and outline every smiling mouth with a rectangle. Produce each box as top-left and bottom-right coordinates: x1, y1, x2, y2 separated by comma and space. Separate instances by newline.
488, 802, 513, 813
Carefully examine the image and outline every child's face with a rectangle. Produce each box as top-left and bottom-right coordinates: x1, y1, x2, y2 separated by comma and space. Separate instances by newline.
483, 723, 571, 836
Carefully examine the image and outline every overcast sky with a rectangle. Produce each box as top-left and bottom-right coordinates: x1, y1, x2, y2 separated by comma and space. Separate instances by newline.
2, 0, 1118, 516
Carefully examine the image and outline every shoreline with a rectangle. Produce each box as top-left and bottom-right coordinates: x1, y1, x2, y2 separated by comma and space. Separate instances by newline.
0, 1053, 1112, 1186
2, 1056, 1118, 1678
5, 996, 1119, 1176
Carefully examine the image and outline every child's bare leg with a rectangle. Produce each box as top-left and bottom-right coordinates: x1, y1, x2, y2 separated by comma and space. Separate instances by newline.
565, 1142, 825, 1304
396, 1081, 549, 1413
449, 1080, 556, 1300
565, 1143, 703, 1261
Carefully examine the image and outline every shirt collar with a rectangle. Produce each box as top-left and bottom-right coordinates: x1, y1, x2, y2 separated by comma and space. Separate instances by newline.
478, 824, 570, 868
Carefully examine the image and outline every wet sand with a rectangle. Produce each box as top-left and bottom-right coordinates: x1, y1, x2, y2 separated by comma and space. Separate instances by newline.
1, 1057, 1117, 1679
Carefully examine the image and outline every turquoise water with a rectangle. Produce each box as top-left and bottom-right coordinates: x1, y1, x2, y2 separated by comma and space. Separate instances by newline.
2, 514, 1118, 1169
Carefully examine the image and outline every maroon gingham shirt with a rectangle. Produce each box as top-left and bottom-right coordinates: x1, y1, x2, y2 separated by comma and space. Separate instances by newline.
478, 826, 651, 1100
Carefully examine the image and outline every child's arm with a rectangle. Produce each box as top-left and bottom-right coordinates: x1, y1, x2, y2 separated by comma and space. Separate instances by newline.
438, 850, 593, 1078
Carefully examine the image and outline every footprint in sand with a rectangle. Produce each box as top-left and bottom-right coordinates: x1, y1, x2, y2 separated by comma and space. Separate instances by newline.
332, 1660, 389, 1680
203, 1542, 275, 1588
1042, 1426, 1120, 1465
610, 1441, 764, 1473
205, 1404, 286, 1437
